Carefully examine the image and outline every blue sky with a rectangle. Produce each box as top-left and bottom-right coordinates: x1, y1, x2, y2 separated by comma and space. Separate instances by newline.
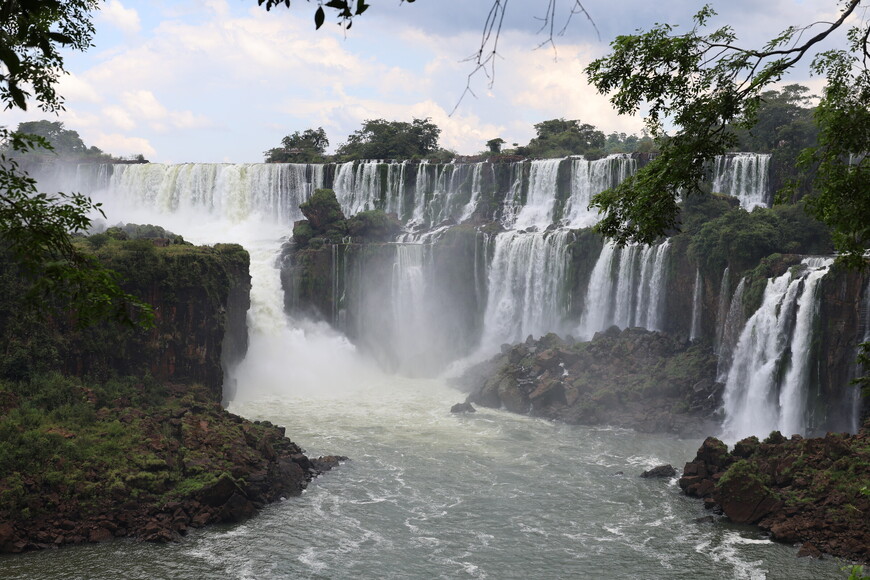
1, 0, 852, 163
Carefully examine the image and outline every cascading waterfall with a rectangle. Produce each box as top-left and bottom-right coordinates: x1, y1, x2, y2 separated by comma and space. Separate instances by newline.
333, 161, 383, 216
575, 241, 671, 340
711, 153, 771, 210
721, 257, 834, 440
716, 277, 746, 381
458, 163, 486, 222
102, 162, 323, 224
510, 158, 563, 230
480, 230, 571, 350
714, 267, 731, 353
562, 154, 636, 228
690, 268, 703, 341
391, 243, 429, 373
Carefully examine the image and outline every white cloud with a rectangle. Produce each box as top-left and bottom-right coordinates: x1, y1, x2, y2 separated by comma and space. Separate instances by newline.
100, 0, 141, 35
92, 132, 156, 157
103, 105, 137, 131
56, 73, 101, 104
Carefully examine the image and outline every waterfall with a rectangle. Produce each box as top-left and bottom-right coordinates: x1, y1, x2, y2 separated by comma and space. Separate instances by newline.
458, 163, 486, 222
333, 161, 381, 216
690, 268, 703, 341
100, 163, 324, 225
714, 267, 731, 354
721, 258, 834, 440
716, 277, 746, 381
711, 153, 771, 210
391, 243, 429, 373
511, 159, 563, 231
480, 230, 571, 349
575, 241, 671, 340
562, 154, 636, 229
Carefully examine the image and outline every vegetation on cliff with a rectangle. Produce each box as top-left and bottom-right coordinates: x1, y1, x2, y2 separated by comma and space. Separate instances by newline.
293, 188, 401, 250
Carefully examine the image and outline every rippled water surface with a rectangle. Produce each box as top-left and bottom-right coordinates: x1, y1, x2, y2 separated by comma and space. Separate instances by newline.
0, 377, 852, 580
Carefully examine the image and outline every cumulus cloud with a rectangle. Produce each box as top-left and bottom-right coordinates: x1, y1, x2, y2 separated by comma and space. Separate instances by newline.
100, 0, 141, 35
29, 0, 843, 163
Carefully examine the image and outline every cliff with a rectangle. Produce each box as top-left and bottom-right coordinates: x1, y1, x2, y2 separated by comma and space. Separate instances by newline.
0, 238, 341, 554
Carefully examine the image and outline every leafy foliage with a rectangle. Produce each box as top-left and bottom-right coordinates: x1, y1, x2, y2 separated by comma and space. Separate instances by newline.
256, 0, 393, 31
264, 127, 329, 163
335, 118, 441, 161
0, 0, 98, 112
687, 201, 832, 276
0, 132, 153, 327
0, 2, 152, 328
5, 120, 115, 162
518, 118, 606, 158
585, 1, 868, 259
800, 42, 870, 268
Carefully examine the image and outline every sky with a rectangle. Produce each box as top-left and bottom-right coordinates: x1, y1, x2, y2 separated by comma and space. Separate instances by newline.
1, 0, 858, 163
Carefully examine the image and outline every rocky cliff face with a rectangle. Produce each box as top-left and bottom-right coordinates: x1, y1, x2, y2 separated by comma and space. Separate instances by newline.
455, 329, 723, 437
60, 243, 251, 403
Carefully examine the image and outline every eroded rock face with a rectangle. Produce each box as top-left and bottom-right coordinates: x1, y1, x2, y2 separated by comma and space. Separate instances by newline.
455, 329, 723, 437
678, 428, 870, 564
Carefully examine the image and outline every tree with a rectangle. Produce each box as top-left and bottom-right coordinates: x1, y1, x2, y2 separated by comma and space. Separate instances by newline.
486, 137, 505, 154
0, 1, 152, 327
264, 127, 329, 163
524, 118, 605, 158
585, 2, 869, 266
335, 118, 441, 160
0, 0, 99, 112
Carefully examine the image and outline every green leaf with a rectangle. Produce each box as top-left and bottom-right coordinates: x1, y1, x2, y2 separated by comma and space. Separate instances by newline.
314, 6, 325, 29
325, 0, 346, 9
10, 84, 27, 111
0, 46, 21, 74
46, 32, 75, 45
355, 0, 368, 15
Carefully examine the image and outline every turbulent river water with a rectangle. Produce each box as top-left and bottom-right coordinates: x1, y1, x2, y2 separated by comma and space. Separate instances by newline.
0, 377, 853, 579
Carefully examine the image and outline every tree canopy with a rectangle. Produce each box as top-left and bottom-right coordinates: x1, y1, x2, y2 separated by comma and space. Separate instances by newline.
518, 118, 606, 158
264, 127, 329, 163
335, 118, 441, 161
585, 1, 869, 265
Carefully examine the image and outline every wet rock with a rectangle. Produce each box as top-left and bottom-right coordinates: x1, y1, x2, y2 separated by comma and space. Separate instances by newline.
450, 402, 476, 413
310, 455, 348, 472
640, 464, 677, 478
797, 542, 823, 559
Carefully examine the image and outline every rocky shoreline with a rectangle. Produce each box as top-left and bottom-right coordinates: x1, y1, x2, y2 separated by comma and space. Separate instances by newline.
679, 430, 870, 564
0, 382, 345, 554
